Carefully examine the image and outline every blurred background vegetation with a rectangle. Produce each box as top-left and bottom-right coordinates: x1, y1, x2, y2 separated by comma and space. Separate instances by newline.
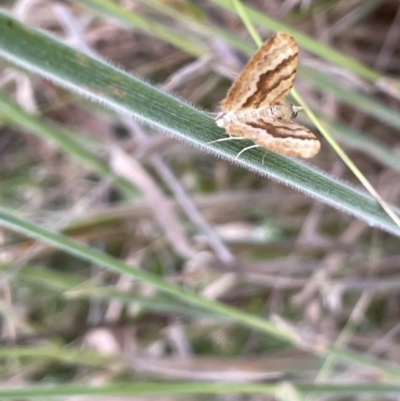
1, 0, 400, 399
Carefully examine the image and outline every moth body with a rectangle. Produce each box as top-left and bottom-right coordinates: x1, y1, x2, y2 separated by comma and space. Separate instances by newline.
216, 100, 301, 128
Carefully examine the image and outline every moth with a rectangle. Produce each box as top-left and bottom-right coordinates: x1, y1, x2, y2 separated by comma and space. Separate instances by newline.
216, 32, 320, 158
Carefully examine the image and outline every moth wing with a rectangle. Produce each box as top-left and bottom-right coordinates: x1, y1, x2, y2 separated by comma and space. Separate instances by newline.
223, 117, 320, 158
220, 33, 298, 111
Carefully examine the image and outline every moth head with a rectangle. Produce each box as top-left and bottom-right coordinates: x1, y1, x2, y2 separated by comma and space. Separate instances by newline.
215, 112, 227, 128
291, 105, 303, 118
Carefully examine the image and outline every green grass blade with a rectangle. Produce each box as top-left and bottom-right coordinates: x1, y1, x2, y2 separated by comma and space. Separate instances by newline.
302, 67, 400, 131
0, 13, 399, 237
78, 0, 204, 57
1, 382, 400, 398
77, 0, 400, 134
209, 0, 381, 82
80, 0, 254, 56
2, 206, 400, 378
0, 91, 141, 199
0, 205, 292, 341
324, 117, 400, 172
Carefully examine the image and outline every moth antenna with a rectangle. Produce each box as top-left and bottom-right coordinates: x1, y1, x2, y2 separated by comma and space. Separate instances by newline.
207, 111, 221, 117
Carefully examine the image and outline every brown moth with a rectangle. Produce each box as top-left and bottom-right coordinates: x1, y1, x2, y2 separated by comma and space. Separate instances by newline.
216, 33, 320, 158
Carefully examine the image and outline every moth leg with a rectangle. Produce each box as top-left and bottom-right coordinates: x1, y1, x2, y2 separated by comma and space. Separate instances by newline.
261, 150, 269, 165
235, 144, 259, 160
207, 136, 246, 145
